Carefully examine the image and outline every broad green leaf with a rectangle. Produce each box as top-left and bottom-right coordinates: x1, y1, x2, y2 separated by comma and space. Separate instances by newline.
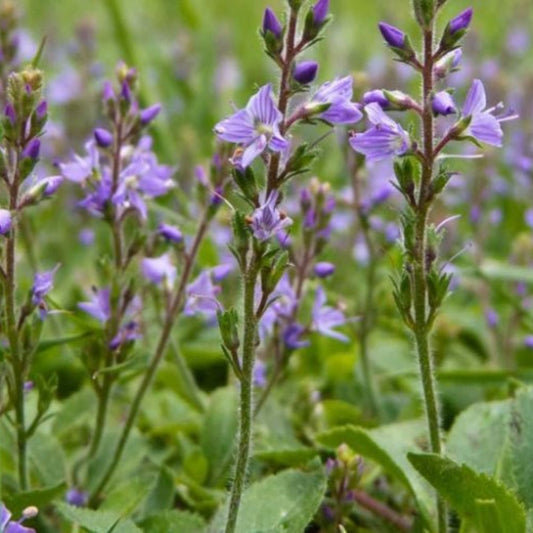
28, 432, 67, 486
447, 399, 512, 477
475, 499, 505, 533
209, 464, 327, 533
4, 482, 66, 516
55, 501, 142, 533
509, 386, 533, 508
141, 466, 175, 517
140, 510, 206, 533
200, 386, 238, 486
316, 422, 433, 527
408, 453, 526, 533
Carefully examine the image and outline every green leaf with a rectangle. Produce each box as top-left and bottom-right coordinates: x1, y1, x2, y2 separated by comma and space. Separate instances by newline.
55, 501, 142, 533
209, 464, 327, 533
200, 386, 238, 486
140, 510, 206, 533
408, 453, 526, 533
475, 499, 505, 533
28, 432, 67, 486
509, 387, 533, 508
447, 399, 512, 477
316, 422, 434, 526
100, 471, 158, 515
35, 332, 91, 354
4, 482, 67, 516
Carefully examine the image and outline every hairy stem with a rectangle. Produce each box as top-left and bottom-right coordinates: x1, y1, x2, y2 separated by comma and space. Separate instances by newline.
224, 256, 260, 533
88, 211, 210, 505
412, 26, 446, 533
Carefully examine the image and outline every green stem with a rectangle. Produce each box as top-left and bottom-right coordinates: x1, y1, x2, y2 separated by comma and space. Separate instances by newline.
88, 211, 210, 505
224, 255, 260, 533
412, 26, 446, 533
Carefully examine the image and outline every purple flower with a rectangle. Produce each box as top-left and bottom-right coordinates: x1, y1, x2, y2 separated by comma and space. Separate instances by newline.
65, 488, 88, 508
31, 266, 58, 307
448, 8, 473, 35
314, 262, 335, 278
42, 175, 63, 196
79, 228, 95, 246
0, 209, 12, 235
214, 84, 288, 168
378, 22, 406, 49
35, 100, 47, 121
460, 79, 517, 147
109, 321, 141, 350
79, 288, 111, 323
283, 323, 309, 350
253, 360, 267, 388
184, 271, 221, 317
262, 8, 282, 38
432, 91, 456, 116
350, 103, 411, 162
307, 76, 362, 125
293, 61, 318, 85
22, 138, 40, 159
141, 254, 176, 288
4, 104, 16, 125
525, 336, 533, 349
525, 208, 533, 229
0, 503, 37, 533
140, 104, 161, 125
485, 308, 498, 329
250, 190, 293, 241
311, 286, 349, 342
59, 141, 100, 183
313, 0, 329, 25
93, 128, 113, 148
210, 264, 233, 282
158, 223, 182, 243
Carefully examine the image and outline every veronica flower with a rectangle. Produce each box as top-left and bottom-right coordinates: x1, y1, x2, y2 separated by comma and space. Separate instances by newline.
109, 321, 141, 351
432, 91, 457, 116
141, 253, 177, 288
253, 360, 267, 388
184, 271, 221, 317
31, 266, 59, 310
307, 76, 362, 125
158, 223, 182, 243
214, 84, 288, 168
0, 209, 11, 235
459, 79, 518, 147
78, 288, 111, 323
311, 286, 349, 342
0, 503, 37, 533
283, 323, 310, 350
349, 103, 411, 162
250, 190, 292, 241
59, 140, 100, 183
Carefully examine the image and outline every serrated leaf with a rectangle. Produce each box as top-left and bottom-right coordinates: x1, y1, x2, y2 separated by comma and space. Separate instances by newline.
209, 465, 327, 533
4, 482, 67, 516
140, 510, 206, 533
55, 501, 142, 533
408, 453, 526, 533
315, 422, 433, 527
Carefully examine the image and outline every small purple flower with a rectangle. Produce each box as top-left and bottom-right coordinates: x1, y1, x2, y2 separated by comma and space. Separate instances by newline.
214, 84, 288, 168
283, 323, 309, 350
141, 254, 176, 288
158, 223, 183, 243
448, 8, 473, 35
109, 321, 141, 350
432, 91, 456, 116
31, 266, 58, 307
65, 488, 88, 508
35, 100, 47, 121
525, 208, 533, 229
525, 335, 533, 349
79, 228, 95, 246
79, 288, 111, 323
184, 271, 221, 317
314, 262, 335, 278
93, 128, 113, 148
293, 61, 318, 85
42, 175, 63, 196
460, 79, 517, 147
307, 76, 362, 125
0, 503, 37, 533
250, 190, 292, 241
59, 141, 100, 183
311, 286, 349, 342
0, 209, 12, 235
262, 8, 282, 38
253, 360, 267, 388
140, 104, 161, 125
350, 103, 411, 162
22, 138, 40, 159
313, 0, 329, 25
378, 22, 406, 49
210, 264, 233, 282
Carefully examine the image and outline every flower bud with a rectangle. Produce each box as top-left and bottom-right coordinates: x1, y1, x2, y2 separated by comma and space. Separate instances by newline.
0, 209, 12, 234
312, 0, 329, 25
158, 223, 183, 243
22, 138, 40, 159
363, 89, 389, 108
378, 22, 406, 49
262, 8, 282, 38
434, 49, 462, 79
432, 91, 456, 116
314, 261, 335, 278
93, 127, 113, 148
382, 89, 420, 111
140, 103, 161, 125
449, 7, 473, 34
35, 99, 47, 121
293, 61, 318, 85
